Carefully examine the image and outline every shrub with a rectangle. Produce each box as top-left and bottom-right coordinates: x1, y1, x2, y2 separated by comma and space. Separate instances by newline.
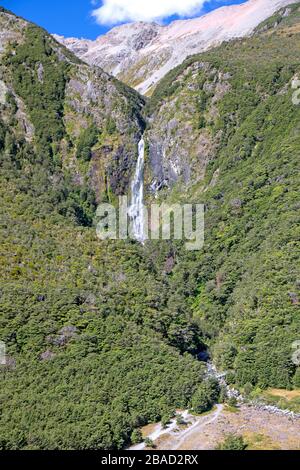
293, 369, 300, 389
76, 124, 99, 162
227, 397, 238, 408
176, 415, 186, 426
243, 383, 254, 397
216, 434, 247, 451
161, 415, 172, 429
131, 429, 143, 445
144, 438, 155, 449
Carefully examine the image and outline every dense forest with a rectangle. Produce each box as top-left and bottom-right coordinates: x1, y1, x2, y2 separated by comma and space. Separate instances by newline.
0, 3, 299, 449
0, 8, 209, 450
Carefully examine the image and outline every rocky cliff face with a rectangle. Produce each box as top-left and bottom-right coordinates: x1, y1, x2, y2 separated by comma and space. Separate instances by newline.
145, 63, 231, 195
54, 0, 292, 95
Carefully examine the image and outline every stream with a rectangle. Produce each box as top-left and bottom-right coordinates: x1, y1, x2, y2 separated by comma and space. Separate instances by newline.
129, 357, 299, 451
199, 353, 300, 420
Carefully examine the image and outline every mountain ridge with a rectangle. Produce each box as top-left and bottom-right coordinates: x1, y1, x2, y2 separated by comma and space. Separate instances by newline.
54, 0, 294, 95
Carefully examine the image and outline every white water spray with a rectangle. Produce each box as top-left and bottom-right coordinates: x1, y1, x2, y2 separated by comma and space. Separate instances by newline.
129, 138, 145, 243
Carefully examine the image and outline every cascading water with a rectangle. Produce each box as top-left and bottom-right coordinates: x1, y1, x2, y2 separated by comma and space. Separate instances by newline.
129, 138, 145, 243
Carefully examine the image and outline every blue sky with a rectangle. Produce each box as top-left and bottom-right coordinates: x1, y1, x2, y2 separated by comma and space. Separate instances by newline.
1, 1, 247, 39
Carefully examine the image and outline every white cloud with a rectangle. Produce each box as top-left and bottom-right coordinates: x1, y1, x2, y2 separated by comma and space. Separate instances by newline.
92, 0, 206, 25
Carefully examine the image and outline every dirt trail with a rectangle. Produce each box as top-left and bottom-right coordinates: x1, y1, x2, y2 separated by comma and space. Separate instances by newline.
129, 406, 224, 451
142, 405, 300, 450
173, 405, 223, 450
129, 358, 300, 451
130, 411, 190, 451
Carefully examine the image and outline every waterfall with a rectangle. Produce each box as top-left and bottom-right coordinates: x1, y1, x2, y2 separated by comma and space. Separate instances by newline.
129, 138, 145, 243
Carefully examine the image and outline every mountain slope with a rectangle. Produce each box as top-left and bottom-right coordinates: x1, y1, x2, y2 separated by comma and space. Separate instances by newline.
55, 0, 293, 95
1, 6, 145, 205
144, 2, 300, 388
1, 2, 300, 451
0, 7, 208, 450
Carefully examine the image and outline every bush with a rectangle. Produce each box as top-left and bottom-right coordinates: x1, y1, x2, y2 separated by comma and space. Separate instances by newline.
293, 369, 300, 389
227, 397, 238, 408
216, 434, 247, 450
219, 386, 228, 403
106, 117, 117, 135
144, 438, 155, 449
243, 383, 254, 397
76, 124, 99, 162
176, 415, 186, 426
161, 415, 172, 429
131, 429, 143, 445
226, 372, 236, 385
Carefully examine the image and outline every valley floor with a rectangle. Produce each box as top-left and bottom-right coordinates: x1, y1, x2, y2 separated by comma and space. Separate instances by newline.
131, 405, 300, 451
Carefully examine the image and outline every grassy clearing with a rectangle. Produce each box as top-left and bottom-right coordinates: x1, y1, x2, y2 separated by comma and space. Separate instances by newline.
224, 404, 240, 414
244, 432, 280, 451
266, 388, 300, 401
261, 389, 300, 413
